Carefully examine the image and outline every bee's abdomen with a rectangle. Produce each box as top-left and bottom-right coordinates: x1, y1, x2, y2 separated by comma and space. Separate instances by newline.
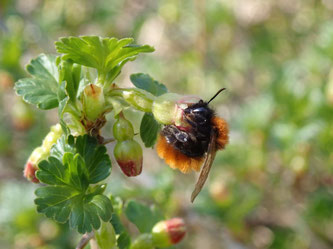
161, 125, 210, 157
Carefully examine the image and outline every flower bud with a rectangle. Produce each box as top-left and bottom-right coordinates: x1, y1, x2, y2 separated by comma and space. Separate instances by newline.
24, 124, 62, 183
130, 234, 154, 249
41, 124, 63, 153
152, 93, 199, 126
152, 218, 186, 247
63, 112, 86, 136
113, 114, 134, 141
24, 161, 39, 183
82, 84, 105, 121
121, 89, 154, 112
114, 140, 143, 177
24, 147, 45, 183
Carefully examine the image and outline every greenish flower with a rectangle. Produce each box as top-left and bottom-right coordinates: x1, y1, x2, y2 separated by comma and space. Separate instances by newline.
114, 139, 143, 177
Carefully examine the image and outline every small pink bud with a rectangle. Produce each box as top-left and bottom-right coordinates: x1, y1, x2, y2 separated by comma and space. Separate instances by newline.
23, 123, 62, 184
24, 161, 39, 183
114, 140, 143, 177
152, 218, 186, 247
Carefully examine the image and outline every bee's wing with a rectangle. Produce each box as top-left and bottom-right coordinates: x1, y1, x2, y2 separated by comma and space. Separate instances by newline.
191, 129, 217, 203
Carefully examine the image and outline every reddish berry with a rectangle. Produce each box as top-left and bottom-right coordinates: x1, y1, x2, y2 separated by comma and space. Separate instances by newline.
114, 140, 143, 177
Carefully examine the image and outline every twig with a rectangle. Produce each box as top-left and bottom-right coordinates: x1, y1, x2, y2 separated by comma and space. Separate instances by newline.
76, 232, 94, 249
90, 238, 99, 249
102, 137, 115, 145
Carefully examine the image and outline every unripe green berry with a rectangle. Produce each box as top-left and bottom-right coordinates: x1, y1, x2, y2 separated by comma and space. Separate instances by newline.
113, 115, 134, 141
114, 140, 143, 177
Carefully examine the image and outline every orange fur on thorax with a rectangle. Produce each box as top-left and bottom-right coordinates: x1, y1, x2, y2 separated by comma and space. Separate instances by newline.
211, 117, 229, 150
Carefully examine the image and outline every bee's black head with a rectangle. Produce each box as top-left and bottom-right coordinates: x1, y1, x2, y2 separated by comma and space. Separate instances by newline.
183, 88, 226, 126
184, 101, 214, 125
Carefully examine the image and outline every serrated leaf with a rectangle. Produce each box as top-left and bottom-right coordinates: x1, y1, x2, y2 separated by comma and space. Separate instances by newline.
35, 186, 80, 223
140, 113, 160, 147
49, 135, 112, 183
35, 186, 112, 233
125, 200, 164, 233
15, 54, 59, 109
130, 73, 167, 97
37, 157, 70, 186
75, 135, 112, 183
55, 36, 154, 75
50, 135, 75, 161
58, 60, 82, 103
35, 135, 113, 234
57, 61, 84, 120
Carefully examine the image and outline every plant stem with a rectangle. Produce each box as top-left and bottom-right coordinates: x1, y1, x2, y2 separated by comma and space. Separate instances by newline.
76, 232, 94, 249
102, 137, 116, 145
90, 238, 99, 249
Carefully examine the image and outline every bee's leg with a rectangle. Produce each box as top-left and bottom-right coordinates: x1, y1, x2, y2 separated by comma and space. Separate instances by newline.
184, 117, 199, 128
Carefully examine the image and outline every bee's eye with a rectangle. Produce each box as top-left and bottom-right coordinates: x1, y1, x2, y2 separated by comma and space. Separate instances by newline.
192, 107, 208, 114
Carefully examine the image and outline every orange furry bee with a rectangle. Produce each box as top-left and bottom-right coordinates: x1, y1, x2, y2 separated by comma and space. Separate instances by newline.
156, 88, 229, 202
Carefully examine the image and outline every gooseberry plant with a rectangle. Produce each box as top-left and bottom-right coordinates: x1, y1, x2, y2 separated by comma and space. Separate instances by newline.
15, 36, 187, 249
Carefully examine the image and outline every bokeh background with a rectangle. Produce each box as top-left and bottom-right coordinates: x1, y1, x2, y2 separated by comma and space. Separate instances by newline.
1, 0, 333, 248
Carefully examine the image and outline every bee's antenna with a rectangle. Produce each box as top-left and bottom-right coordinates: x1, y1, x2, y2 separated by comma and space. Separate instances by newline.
207, 88, 226, 104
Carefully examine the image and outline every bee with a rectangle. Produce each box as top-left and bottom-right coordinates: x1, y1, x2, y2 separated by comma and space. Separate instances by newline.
156, 88, 229, 202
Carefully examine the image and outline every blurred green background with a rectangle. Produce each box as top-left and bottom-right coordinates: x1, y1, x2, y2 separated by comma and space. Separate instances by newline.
1, 0, 333, 248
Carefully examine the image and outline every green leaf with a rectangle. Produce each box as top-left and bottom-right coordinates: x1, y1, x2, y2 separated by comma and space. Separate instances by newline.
58, 60, 82, 103
50, 135, 112, 183
130, 73, 167, 97
111, 213, 125, 234
75, 135, 112, 183
57, 61, 84, 119
95, 222, 117, 249
109, 196, 131, 249
37, 157, 71, 186
35, 186, 80, 223
35, 135, 113, 234
130, 74, 166, 147
140, 113, 160, 148
125, 200, 163, 233
50, 135, 75, 161
117, 232, 131, 249
55, 36, 154, 75
35, 187, 112, 233
15, 54, 59, 109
